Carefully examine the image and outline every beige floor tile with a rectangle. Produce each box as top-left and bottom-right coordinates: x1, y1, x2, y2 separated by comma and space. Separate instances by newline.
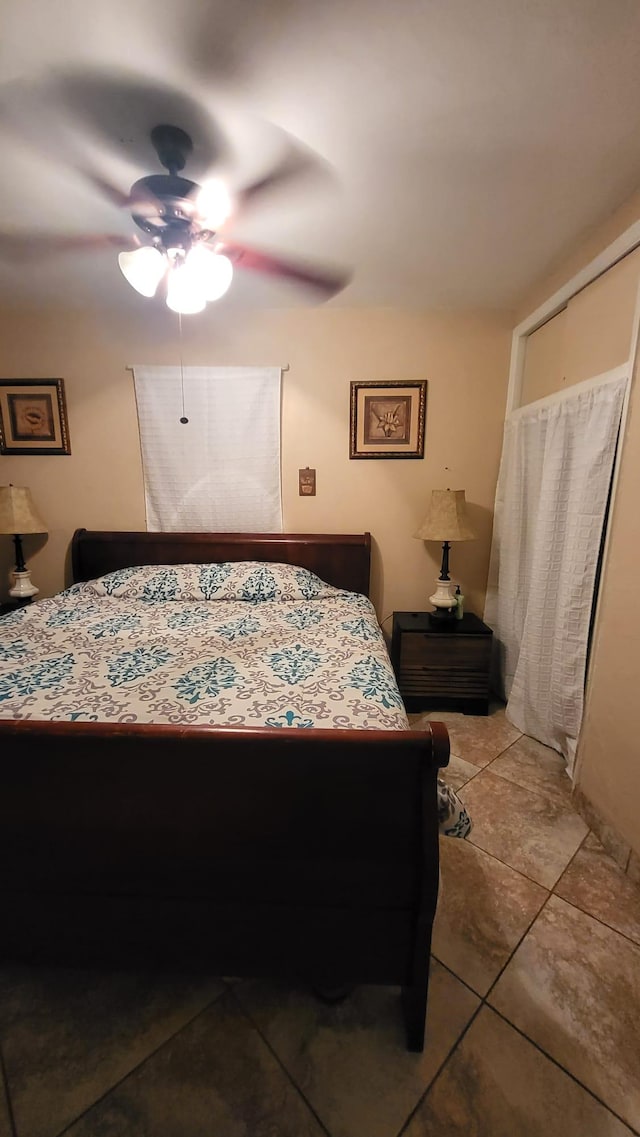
0, 966, 224, 1137
65, 992, 324, 1137
490, 734, 573, 808
554, 832, 640, 946
489, 895, 640, 1132
408, 710, 466, 729
443, 710, 523, 768
235, 961, 480, 1137
461, 770, 588, 887
410, 706, 522, 768
406, 1006, 634, 1136
442, 752, 481, 791
432, 838, 548, 995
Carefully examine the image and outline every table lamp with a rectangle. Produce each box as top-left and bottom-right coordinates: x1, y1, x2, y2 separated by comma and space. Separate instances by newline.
414, 489, 476, 622
0, 484, 47, 599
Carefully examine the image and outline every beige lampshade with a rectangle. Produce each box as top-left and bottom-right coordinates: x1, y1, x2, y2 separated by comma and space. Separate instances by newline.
0, 485, 47, 535
414, 489, 476, 542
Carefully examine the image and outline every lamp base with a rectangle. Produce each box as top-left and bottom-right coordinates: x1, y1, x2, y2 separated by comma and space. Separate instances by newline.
429, 606, 458, 624
9, 570, 39, 599
428, 577, 457, 623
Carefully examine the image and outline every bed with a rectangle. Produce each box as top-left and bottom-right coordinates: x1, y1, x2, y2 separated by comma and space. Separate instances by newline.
0, 529, 463, 1051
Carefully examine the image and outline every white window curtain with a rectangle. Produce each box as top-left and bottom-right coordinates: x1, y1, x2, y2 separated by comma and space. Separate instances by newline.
133, 365, 282, 532
484, 367, 628, 773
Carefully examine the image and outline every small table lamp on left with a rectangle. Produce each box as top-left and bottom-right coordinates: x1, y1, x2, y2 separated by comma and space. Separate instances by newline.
0, 484, 47, 599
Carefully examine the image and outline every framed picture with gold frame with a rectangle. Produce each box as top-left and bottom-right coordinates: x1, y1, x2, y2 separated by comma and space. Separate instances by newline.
0, 379, 71, 455
350, 380, 427, 459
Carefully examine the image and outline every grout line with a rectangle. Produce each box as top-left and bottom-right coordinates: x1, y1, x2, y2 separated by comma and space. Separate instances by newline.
485, 764, 577, 812
548, 830, 640, 950
462, 833, 562, 892
429, 955, 485, 1000
487, 1005, 640, 1137
0, 1044, 18, 1137
549, 892, 640, 953
227, 984, 334, 1137
52, 981, 228, 1137
548, 827, 590, 889
481, 891, 555, 1004
433, 856, 550, 996
395, 1000, 485, 1137
452, 827, 552, 895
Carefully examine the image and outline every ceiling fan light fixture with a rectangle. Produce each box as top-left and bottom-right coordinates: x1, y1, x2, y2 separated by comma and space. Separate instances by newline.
118, 246, 166, 297
186, 246, 233, 301
166, 260, 207, 315
196, 179, 233, 230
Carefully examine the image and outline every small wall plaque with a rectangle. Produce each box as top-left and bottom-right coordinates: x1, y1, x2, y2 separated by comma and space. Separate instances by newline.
299, 468, 316, 496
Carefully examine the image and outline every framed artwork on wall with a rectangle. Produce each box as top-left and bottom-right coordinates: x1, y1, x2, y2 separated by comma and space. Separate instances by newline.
0, 379, 71, 455
350, 380, 427, 459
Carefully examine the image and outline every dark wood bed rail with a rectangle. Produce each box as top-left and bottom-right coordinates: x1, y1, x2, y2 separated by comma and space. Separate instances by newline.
71, 529, 372, 597
0, 716, 449, 758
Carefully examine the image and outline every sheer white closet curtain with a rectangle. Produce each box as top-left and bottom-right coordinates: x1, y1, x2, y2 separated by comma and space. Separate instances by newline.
133, 365, 282, 532
484, 367, 628, 773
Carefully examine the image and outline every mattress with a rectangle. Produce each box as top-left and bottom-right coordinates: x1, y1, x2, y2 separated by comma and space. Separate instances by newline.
0, 560, 471, 836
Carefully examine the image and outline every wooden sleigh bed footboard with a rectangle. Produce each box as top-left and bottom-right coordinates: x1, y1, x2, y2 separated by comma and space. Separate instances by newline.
0, 718, 449, 1051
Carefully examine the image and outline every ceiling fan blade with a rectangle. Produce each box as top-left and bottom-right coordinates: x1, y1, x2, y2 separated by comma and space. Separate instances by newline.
235, 148, 329, 215
0, 232, 138, 262
75, 166, 133, 210
48, 71, 228, 178
219, 241, 351, 296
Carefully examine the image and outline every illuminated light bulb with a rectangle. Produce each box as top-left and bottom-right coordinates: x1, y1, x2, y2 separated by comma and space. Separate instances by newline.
185, 246, 233, 301
118, 246, 166, 297
166, 261, 207, 315
196, 179, 233, 230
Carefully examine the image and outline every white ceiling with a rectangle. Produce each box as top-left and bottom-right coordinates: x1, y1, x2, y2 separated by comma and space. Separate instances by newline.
2, 0, 640, 311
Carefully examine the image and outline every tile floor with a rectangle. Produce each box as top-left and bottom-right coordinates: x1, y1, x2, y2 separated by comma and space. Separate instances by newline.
1, 705, 639, 1137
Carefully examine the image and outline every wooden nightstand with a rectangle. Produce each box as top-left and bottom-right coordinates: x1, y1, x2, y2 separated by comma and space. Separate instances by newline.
391, 611, 493, 715
0, 597, 33, 617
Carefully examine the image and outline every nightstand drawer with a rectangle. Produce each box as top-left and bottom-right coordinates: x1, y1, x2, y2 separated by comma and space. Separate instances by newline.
400, 633, 492, 671
398, 666, 491, 697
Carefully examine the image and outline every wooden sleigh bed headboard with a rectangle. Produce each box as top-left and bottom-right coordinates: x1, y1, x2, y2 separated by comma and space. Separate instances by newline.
71, 529, 372, 597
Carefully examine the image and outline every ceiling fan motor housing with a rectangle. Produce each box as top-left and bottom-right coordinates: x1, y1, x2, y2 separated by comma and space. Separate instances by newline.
130, 126, 203, 247
150, 124, 193, 175
130, 173, 202, 245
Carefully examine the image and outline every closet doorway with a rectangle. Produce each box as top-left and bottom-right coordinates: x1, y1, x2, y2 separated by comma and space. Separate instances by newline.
486, 241, 640, 777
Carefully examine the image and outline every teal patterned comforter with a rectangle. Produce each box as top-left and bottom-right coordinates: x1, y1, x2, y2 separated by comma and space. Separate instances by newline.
0, 561, 471, 836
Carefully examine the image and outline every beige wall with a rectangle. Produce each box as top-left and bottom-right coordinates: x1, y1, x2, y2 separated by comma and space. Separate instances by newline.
520, 186, 640, 319
517, 192, 640, 863
0, 303, 511, 626
521, 247, 640, 404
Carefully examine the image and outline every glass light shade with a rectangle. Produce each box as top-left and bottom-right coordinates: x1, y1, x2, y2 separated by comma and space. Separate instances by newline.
118, 246, 166, 297
166, 261, 207, 314
185, 246, 233, 301
196, 179, 232, 229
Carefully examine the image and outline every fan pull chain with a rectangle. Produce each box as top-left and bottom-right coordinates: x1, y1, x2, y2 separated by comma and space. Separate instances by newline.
178, 311, 188, 424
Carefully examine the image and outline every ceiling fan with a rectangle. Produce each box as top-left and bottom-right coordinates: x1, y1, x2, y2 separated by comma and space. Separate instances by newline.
1, 120, 350, 313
